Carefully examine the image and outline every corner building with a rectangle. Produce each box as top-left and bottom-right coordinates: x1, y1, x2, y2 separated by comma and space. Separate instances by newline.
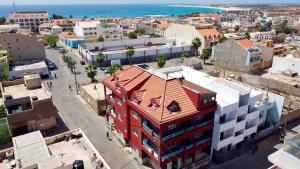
102, 66, 217, 169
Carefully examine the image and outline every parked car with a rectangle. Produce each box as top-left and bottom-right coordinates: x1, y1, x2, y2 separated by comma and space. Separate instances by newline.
45, 59, 56, 70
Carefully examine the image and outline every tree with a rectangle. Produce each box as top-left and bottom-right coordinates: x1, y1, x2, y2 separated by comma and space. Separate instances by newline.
97, 52, 105, 70
65, 56, 77, 73
245, 32, 251, 40
85, 64, 97, 82
125, 46, 135, 65
0, 63, 9, 82
128, 32, 137, 39
180, 52, 190, 59
43, 35, 59, 47
0, 17, 6, 25
218, 35, 227, 43
108, 64, 123, 75
134, 28, 146, 35
192, 37, 202, 56
51, 14, 65, 19
200, 49, 210, 64
60, 48, 68, 56
97, 36, 104, 42
156, 54, 167, 68
272, 33, 286, 43
234, 25, 240, 32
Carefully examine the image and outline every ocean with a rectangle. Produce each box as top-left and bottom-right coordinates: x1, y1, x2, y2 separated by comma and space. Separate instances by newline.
0, 4, 222, 18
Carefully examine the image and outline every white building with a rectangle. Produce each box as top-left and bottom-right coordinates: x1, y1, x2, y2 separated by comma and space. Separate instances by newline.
269, 54, 300, 75
0, 24, 20, 34
157, 66, 284, 157
78, 37, 192, 65
165, 24, 220, 54
250, 30, 276, 42
51, 25, 63, 35
268, 134, 300, 169
8, 11, 49, 31
74, 21, 100, 39
98, 23, 123, 41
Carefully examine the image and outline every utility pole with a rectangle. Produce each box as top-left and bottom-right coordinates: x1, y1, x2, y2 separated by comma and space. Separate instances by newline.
73, 66, 79, 94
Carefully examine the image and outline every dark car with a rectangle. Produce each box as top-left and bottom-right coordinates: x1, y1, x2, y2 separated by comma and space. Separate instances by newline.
45, 59, 56, 70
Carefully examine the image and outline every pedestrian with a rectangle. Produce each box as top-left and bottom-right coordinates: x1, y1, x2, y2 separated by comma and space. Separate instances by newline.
69, 85, 72, 91
46, 81, 49, 87
49, 81, 53, 89
252, 145, 256, 154
106, 131, 109, 139
54, 73, 57, 79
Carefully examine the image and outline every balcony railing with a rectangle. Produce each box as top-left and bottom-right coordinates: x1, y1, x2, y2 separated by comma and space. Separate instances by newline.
162, 119, 213, 141
142, 139, 158, 160
110, 109, 116, 118
162, 137, 211, 162
142, 122, 159, 138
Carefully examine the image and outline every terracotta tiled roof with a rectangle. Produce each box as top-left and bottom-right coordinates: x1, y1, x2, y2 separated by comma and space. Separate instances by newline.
235, 38, 255, 49
197, 27, 220, 38
157, 23, 170, 30
102, 66, 201, 123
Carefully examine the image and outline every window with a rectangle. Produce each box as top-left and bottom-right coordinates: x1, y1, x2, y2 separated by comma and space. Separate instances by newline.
122, 94, 126, 101
194, 132, 202, 138
169, 104, 178, 112
118, 113, 122, 120
133, 127, 138, 136
168, 124, 176, 130
116, 98, 121, 105
132, 110, 138, 119
203, 99, 208, 104
123, 109, 126, 117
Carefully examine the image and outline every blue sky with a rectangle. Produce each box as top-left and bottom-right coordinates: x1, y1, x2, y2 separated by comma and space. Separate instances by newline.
1, 0, 299, 5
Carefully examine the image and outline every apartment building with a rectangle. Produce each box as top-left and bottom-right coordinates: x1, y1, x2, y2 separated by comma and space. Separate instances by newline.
0, 24, 20, 34
8, 11, 49, 31
212, 38, 272, 72
102, 66, 217, 169
78, 37, 192, 65
165, 24, 220, 54
1, 129, 110, 169
1, 74, 57, 136
0, 33, 46, 65
74, 21, 100, 40
98, 23, 123, 41
52, 18, 81, 31
157, 66, 284, 162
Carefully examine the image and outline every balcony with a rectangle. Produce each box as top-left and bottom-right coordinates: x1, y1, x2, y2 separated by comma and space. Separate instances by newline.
244, 125, 257, 136
109, 108, 116, 118
142, 122, 159, 138
142, 139, 158, 160
219, 118, 236, 132
247, 108, 259, 121
162, 147, 184, 162
218, 135, 234, 150
162, 120, 213, 141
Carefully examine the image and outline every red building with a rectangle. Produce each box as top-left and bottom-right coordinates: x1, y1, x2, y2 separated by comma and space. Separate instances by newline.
102, 66, 217, 169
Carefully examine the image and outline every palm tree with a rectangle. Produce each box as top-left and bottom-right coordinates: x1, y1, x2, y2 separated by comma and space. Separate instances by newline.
60, 48, 68, 57
200, 49, 210, 65
180, 52, 190, 59
245, 32, 251, 40
109, 64, 123, 75
192, 37, 202, 56
96, 52, 105, 70
85, 64, 97, 82
156, 54, 167, 68
125, 46, 135, 65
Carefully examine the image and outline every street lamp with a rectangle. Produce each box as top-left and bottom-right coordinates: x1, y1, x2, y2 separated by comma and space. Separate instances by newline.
72, 65, 79, 94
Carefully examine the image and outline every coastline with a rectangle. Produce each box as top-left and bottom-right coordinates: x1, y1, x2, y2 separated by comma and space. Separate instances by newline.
167, 4, 225, 11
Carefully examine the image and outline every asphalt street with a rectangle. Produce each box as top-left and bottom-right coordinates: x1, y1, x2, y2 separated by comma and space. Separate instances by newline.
45, 44, 141, 169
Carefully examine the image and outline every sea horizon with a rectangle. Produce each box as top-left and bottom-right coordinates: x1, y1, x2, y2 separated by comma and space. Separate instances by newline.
0, 4, 223, 18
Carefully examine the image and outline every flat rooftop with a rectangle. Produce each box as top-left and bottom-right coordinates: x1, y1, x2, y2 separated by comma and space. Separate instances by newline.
7, 129, 110, 169
12, 61, 47, 71
81, 82, 108, 100
3, 84, 50, 100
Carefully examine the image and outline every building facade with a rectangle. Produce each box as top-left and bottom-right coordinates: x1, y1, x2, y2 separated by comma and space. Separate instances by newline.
0, 24, 20, 34
165, 24, 220, 54
0, 33, 46, 65
8, 11, 49, 31
212, 38, 272, 72
102, 66, 217, 169
1, 74, 57, 136
157, 66, 284, 162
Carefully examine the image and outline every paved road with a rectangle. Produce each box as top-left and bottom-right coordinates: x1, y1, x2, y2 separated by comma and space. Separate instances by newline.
45, 44, 141, 169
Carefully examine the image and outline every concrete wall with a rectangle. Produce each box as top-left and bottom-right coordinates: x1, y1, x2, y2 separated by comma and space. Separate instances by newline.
214, 38, 250, 72
79, 86, 106, 114
269, 56, 300, 75
0, 34, 46, 65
